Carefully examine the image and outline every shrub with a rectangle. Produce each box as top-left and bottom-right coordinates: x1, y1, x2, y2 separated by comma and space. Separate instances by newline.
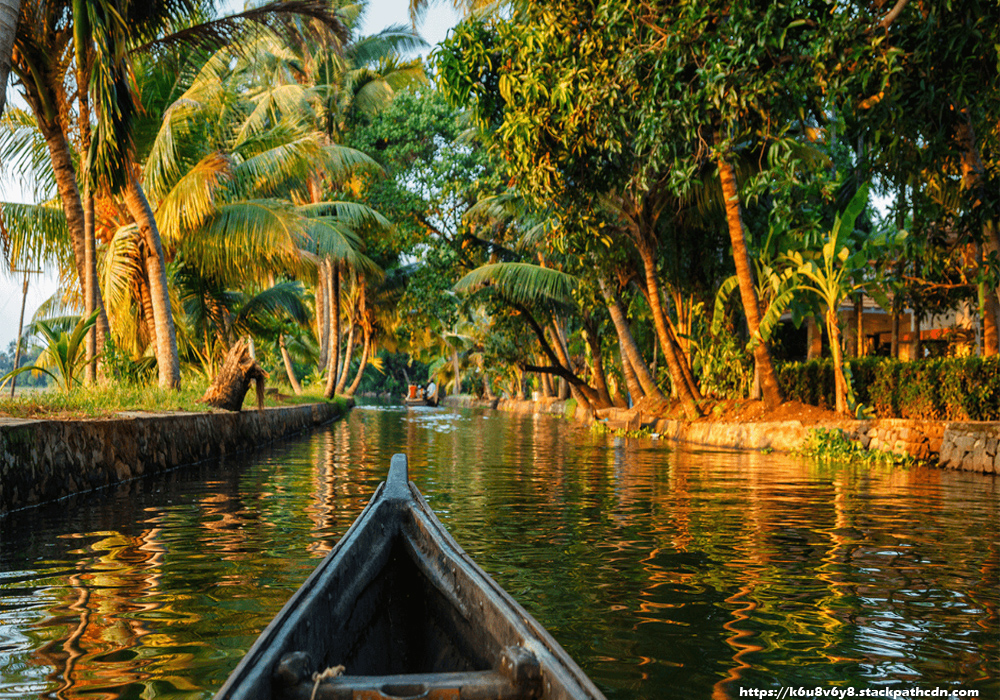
777, 356, 1000, 420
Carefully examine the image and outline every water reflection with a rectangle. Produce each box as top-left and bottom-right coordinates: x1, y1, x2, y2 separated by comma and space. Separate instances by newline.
0, 405, 997, 700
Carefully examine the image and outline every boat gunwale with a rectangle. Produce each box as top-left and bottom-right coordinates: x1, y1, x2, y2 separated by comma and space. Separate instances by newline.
213, 454, 607, 700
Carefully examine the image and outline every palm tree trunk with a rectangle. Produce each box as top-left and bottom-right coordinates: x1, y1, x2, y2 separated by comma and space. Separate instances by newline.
807, 316, 823, 360
335, 321, 354, 394
984, 290, 1000, 356
582, 321, 612, 406
482, 371, 496, 400
717, 150, 783, 408
452, 347, 462, 395
982, 231, 1000, 356
854, 293, 864, 356
619, 346, 642, 406
324, 261, 340, 399
42, 127, 90, 304
550, 320, 573, 400
0, 0, 18, 117
345, 324, 371, 398
891, 300, 900, 359
75, 0, 96, 385
123, 175, 180, 389
316, 264, 328, 371
40, 124, 112, 359
517, 303, 599, 408
279, 334, 303, 395
636, 241, 702, 418
540, 362, 554, 397
600, 278, 665, 401
546, 324, 596, 408
84, 189, 98, 383
139, 270, 158, 353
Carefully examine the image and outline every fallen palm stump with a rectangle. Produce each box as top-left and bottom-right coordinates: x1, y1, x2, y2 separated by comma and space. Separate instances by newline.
201, 339, 268, 412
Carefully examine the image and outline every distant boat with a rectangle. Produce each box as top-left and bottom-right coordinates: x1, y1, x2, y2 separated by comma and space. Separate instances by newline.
404, 383, 439, 408
213, 454, 607, 700
404, 395, 438, 408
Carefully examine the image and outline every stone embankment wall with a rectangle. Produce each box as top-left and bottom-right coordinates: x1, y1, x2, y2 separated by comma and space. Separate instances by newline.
0, 403, 347, 517
480, 397, 998, 475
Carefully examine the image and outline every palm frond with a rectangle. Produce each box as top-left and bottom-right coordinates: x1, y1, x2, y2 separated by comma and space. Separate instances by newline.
231, 130, 326, 196
454, 262, 578, 305
234, 280, 310, 333
237, 83, 314, 143
157, 151, 233, 243
143, 48, 234, 197
348, 25, 427, 66
301, 217, 382, 277
318, 143, 384, 182
100, 224, 148, 356
195, 199, 304, 281
144, 97, 208, 198
101, 225, 144, 317
131, 0, 350, 58
297, 200, 389, 231
347, 70, 396, 117
0, 201, 72, 271
0, 108, 56, 201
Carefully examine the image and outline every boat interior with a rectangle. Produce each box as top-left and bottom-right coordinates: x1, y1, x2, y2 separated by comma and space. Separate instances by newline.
269, 497, 541, 699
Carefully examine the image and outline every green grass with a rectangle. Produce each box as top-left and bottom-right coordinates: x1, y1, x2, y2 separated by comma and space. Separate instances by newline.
0, 378, 339, 420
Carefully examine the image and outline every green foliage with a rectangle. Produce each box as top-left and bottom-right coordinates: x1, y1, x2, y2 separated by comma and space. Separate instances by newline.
455, 263, 578, 306
355, 351, 429, 398
102, 336, 157, 386
779, 356, 1000, 421
795, 428, 910, 466
690, 313, 754, 400
591, 421, 653, 439
0, 340, 47, 388
563, 398, 577, 420
0, 311, 100, 393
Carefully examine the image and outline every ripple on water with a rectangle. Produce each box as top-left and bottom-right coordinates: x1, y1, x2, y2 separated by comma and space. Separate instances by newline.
0, 407, 997, 700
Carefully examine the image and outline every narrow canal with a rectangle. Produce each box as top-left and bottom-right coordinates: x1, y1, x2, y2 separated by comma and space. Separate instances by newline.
1, 404, 997, 700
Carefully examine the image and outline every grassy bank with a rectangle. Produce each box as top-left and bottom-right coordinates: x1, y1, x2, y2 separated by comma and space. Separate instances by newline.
0, 380, 342, 420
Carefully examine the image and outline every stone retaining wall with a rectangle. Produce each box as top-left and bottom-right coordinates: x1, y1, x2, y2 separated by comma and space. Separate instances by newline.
440, 395, 500, 409
937, 424, 1000, 474
484, 397, 998, 475
0, 402, 347, 517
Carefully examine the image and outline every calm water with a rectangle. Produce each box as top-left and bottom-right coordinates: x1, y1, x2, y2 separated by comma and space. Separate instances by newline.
1, 404, 997, 700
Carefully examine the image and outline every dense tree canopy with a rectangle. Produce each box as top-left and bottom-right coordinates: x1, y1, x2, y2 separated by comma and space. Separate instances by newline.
2, 0, 997, 414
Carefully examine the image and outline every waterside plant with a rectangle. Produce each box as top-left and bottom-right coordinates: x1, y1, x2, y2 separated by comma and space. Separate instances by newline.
795, 427, 915, 467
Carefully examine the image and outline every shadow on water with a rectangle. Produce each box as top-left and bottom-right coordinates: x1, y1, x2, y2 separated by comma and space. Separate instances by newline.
1, 404, 997, 699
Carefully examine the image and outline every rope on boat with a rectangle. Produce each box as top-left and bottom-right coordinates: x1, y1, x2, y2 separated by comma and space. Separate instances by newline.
309, 664, 345, 700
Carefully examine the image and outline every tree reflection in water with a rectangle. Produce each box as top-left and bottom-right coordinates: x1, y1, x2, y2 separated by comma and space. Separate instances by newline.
0, 405, 996, 700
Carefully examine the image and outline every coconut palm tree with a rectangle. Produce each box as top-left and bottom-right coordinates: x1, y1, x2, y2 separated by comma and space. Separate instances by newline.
239, 13, 425, 398
132, 34, 386, 381
6, 0, 349, 389
0, 0, 18, 116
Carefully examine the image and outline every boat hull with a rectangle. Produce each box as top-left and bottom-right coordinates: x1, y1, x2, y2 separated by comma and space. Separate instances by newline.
404, 397, 438, 408
214, 454, 606, 700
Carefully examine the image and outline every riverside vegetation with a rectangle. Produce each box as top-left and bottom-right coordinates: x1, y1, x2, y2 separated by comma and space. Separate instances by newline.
0, 0, 997, 427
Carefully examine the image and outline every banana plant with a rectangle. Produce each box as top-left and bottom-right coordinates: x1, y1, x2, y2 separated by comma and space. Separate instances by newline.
782, 185, 898, 415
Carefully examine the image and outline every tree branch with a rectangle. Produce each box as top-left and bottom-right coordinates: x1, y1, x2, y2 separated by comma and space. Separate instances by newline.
878, 0, 909, 29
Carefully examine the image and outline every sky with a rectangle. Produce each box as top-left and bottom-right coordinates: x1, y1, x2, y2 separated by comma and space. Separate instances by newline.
0, 0, 461, 351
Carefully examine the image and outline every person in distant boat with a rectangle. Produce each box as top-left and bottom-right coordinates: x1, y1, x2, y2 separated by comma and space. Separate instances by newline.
426, 381, 437, 401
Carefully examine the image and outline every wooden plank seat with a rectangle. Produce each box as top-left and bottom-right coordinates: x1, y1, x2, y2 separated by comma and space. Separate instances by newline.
275, 645, 541, 700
